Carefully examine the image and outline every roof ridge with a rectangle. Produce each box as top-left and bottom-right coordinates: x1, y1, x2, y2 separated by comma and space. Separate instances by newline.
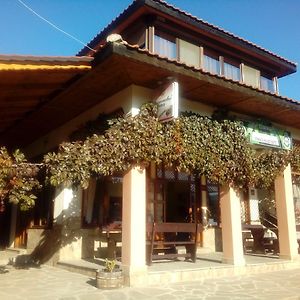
77, 0, 296, 68
152, 0, 296, 66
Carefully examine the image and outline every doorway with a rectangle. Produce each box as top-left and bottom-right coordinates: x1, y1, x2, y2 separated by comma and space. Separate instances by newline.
148, 165, 199, 223
0, 204, 11, 248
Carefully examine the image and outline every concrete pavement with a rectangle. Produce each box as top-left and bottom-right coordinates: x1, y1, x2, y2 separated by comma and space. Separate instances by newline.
1, 264, 300, 299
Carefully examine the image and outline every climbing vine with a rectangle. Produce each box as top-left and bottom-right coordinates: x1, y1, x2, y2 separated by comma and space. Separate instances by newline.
0, 147, 41, 211
44, 103, 300, 190
2, 102, 300, 211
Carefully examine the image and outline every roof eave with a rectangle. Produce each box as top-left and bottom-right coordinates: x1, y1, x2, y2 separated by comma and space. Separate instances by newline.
78, 0, 296, 77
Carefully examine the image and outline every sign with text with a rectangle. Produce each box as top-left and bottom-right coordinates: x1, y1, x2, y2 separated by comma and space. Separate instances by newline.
244, 122, 292, 150
155, 82, 179, 122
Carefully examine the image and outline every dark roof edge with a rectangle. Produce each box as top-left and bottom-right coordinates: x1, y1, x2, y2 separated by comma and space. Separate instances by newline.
145, 0, 297, 69
77, 0, 296, 74
77, 0, 146, 56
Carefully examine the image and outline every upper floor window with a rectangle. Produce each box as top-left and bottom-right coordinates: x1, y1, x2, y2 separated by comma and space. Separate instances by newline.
204, 52, 220, 75
260, 75, 275, 93
178, 39, 200, 67
224, 61, 241, 82
154, 34, 176, 60
243, 64, 260, 88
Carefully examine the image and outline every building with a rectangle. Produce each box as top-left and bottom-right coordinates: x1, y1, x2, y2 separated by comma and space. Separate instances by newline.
0, 0, 299, 286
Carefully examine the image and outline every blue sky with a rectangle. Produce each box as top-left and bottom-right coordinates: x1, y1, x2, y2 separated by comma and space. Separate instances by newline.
1, 0, 299, 100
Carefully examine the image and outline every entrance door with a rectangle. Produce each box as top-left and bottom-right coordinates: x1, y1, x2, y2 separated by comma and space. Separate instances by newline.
14, 209, 31, 248
149, 165, 199, 223
166, 181, 191, 222
0, 204, 11, 248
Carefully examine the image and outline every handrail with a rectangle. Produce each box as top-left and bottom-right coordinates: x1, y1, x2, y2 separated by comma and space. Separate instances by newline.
261, 217, 278, 230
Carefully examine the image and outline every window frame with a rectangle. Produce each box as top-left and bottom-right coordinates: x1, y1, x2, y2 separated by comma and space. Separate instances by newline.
222, 57, 241, 82
203, 49, 221, 75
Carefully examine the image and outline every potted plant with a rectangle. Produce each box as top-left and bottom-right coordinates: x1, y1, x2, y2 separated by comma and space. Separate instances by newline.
96, 259, 123, 289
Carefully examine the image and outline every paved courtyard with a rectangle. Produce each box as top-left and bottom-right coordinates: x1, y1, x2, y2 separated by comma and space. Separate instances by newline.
1, 264, 300, 300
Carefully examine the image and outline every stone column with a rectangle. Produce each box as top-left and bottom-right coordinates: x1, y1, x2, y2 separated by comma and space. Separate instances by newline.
53, 187, 83, 261
275, 164, 298, 260
122, 166, 147, 286
220, 185, 245, 265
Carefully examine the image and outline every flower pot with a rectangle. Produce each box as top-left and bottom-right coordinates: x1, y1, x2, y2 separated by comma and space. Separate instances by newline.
96, 269, 123, 289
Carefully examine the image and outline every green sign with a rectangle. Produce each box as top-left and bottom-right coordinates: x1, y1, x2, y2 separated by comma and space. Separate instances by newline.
244, 122, 292, 150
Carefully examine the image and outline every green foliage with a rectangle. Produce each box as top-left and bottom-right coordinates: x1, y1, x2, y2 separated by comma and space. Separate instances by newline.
4, 102, 300, 211
104, 259, 118, 272
0, 104, 300, 209
0, 147, 41, 211
43, 103, 300, 190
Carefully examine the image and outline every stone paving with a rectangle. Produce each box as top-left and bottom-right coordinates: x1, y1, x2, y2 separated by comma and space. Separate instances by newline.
1, 264, 300, 299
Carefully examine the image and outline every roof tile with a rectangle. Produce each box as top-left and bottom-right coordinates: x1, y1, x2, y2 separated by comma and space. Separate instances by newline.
78, 0, 296, 68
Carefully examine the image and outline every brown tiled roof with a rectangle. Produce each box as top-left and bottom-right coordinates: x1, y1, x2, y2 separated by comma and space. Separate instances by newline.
119, 40, 299, 104
78, 0, 296, 69
0, 54, 92, 63
154, 0, 297, 67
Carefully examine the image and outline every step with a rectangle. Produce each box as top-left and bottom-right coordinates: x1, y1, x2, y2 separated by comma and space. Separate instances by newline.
57, 259, 103, 277
0, 248, 27, 266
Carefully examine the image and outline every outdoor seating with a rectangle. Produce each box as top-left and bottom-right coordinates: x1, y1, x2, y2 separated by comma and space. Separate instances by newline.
146, 222, 202, 265
242, 224, 278, 254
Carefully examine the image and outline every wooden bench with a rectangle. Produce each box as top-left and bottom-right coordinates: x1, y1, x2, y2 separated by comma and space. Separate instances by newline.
146, 222, 202, 265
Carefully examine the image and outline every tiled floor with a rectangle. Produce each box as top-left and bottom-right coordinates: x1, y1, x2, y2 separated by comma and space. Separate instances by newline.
1, 263, 300, 299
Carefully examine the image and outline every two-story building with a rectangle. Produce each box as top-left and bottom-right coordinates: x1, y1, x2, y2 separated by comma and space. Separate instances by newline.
0, 0, 299, 286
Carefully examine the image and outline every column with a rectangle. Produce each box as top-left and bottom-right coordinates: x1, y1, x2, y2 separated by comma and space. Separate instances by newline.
200, 176, 208, 226
220, 185, 245, 265
53, 187, 83, 261
8, 204, 17, 247
275, 164, 298, 260
122, 166, 147, 286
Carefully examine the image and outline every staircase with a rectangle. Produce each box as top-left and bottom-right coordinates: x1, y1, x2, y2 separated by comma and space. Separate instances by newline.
261, 211, 278, 234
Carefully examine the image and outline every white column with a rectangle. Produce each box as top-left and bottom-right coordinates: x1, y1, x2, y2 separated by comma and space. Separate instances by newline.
53, 186, 83, 260
220, 185, 245, 265
8, 204, 17, 247
275, 164, 299, 260
122, 166, 147, 286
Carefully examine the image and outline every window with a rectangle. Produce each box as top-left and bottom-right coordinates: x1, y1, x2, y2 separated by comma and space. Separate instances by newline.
30, 184, 54, 228
82, 176, 122, 227
154, 34, 176, 59
204, 54, 220, 75
260, 75, 275, 93
242, 64, 260, 88
147, 164, 197, 223
178, 39, 200, 67
207, 182, 220, 226
292, 175, 300, 225
224, 61, 241, 81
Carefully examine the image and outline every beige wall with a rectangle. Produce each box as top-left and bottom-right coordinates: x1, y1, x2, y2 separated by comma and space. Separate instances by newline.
25, 82, 300, 159
22, 83, 300, 267
25, 85, 153, 158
